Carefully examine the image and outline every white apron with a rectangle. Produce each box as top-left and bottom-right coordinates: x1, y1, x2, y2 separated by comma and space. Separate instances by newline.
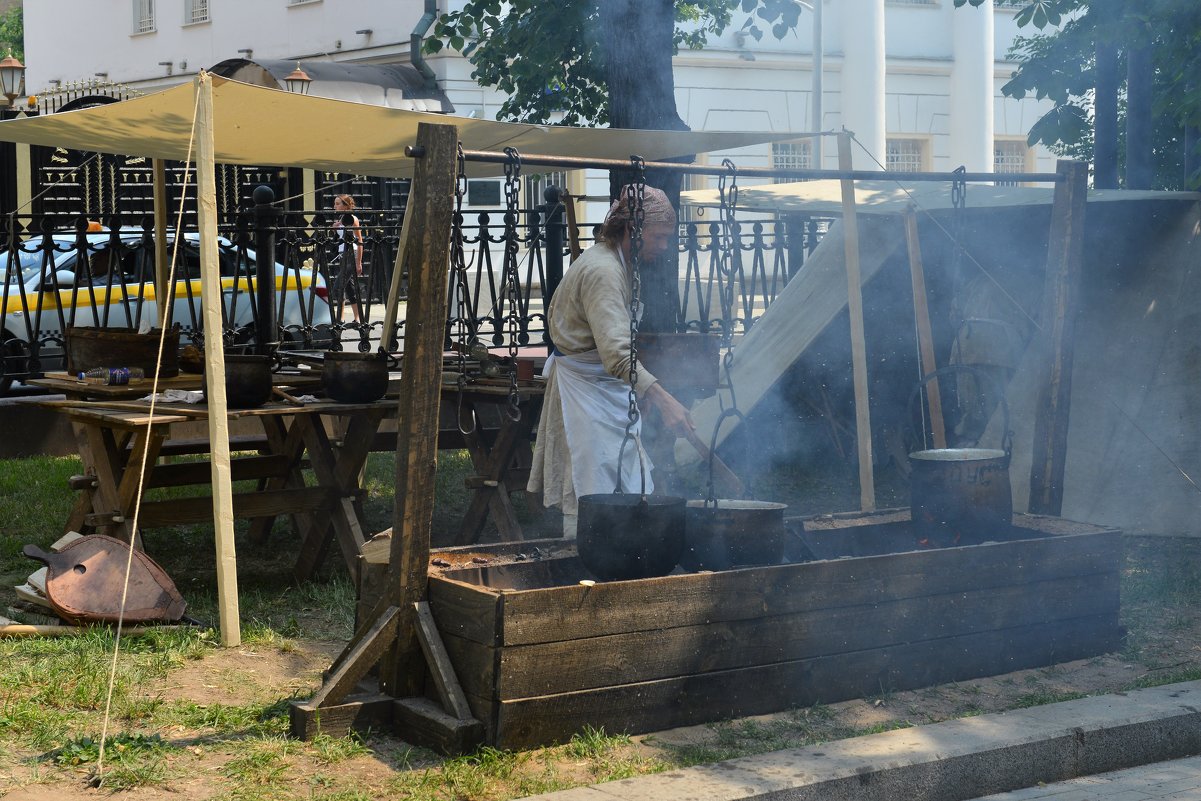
547, 349, 654, 499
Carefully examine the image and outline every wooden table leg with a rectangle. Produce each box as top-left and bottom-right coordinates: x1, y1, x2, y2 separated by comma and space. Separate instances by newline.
248, 415, 309, 545
456, 398, 536, 545
83, 423, 165, 549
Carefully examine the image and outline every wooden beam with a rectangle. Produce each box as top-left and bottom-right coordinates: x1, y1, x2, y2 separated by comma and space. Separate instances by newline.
382, 122, 459, 697
904, 208, 946, 449
414, 601, 473, 720
152, 158, 170, 329
309, 605, 401, 709
380, 184, 415, 352
195, 71, 241, 647
837, 132, 875, 511
1028, 160, 1089, 515
289, 692, 395, 741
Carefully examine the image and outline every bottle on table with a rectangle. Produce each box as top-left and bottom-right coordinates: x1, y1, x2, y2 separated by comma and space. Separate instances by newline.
76, 367, 146, 386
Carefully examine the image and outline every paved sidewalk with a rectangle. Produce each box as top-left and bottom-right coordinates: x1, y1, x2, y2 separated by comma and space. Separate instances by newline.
974, 755, 1201, 800
522, 681, 1201, 801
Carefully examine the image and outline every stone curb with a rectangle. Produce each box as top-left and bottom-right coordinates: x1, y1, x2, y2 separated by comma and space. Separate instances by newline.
519, 680, 1201, 801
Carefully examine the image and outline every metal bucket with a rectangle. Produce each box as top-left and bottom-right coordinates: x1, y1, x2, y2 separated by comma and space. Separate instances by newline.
576, 493, 685, 581
909, 448, 1012, 547
322, 350, 392, 403
682, 499, 788, 571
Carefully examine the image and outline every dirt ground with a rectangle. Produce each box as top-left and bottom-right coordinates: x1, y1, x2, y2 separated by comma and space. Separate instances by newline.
2, 540, 1198, 801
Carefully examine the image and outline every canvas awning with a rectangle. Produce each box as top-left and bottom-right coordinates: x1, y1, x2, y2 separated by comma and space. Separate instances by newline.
0, 75, 808, 177
682, 179, 1193, 216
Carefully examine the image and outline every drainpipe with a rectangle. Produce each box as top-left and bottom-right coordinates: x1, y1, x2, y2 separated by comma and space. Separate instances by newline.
410, 0, 438, 91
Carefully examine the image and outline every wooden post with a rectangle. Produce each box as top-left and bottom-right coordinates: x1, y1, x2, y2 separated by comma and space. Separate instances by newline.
152, 159, 170, 328
195, 72, 241, 646
1028, 160, 1088, 515
904, 207, 946, 449
837, 132, 875, 511
380, 122, 458, 697
380, 190, 415, 353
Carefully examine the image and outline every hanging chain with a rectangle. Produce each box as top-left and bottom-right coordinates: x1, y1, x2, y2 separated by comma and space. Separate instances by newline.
501, 147, 523, 421
716, 158, 740, 350
452, 143, 476, 435
624, 157, 648, 439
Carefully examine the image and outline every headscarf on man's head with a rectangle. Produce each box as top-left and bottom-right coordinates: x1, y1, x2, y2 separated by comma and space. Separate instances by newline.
601, 184, 677, 245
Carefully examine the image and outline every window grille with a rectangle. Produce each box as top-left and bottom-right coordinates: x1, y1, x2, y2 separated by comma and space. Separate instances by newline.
886, 138, 927, 173
772, 141, 813, 184
185, 0, 209, 24
132, 0, 155, 33
994, 139, 1029, 185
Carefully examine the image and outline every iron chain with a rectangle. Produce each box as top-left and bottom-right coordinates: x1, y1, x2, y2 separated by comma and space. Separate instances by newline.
625, 156, 647, 435
502, 147, 523, 421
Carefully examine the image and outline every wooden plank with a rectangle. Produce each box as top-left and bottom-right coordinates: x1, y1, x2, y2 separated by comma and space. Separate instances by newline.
904, 207, 946, 449
381, 122, 459, 698
1029, 160, 1089, 515
491, 530, 1119, 646
114, 487, 333, 528
289, 692, 394, 741
310, 605, 401, 709
413, 601, 474, 720
439, 631, 498, 702
837, 131, 875, 511
488, 572, 1117, 699
427, 574, 503, 645
489, 614, 1123, 750
393, 697, 485, 756
142, 454, 293, 488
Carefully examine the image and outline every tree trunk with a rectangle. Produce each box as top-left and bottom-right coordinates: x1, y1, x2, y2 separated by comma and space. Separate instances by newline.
1125, 44, 1154, 189
1093, 39, 1119, 189
600, 0, 688, 333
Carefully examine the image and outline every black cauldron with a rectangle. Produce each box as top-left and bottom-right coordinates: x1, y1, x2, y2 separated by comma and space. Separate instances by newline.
322, 350, 392, 403
576, 493, 685, 581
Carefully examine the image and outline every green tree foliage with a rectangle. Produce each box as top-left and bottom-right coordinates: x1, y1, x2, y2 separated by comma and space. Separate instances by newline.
0, 4, 22, 62
425, 0, 804, 127
955, 0, 1201, 188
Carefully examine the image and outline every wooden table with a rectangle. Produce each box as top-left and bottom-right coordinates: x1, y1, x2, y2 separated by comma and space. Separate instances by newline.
45, 397, 393, 582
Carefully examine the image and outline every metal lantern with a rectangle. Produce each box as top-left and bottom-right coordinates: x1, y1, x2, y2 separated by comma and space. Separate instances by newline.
283, 62, 312, 95
0, 52, 26, 108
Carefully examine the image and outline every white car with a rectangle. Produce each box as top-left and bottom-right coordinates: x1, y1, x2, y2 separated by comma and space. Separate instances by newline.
1, 230, 334, 393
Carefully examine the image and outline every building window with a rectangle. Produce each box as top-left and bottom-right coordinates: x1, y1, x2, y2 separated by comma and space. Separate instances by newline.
184, 0, 209, 24
886, 138, 928, 173
771, 141, 813, 183
888, 0, 939, 6
288, 0, 322, 5
132, 0, 156, 33
994, 139, 1030, 185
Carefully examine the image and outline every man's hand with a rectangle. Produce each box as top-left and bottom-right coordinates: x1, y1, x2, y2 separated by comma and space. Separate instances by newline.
643, 381, 695, 438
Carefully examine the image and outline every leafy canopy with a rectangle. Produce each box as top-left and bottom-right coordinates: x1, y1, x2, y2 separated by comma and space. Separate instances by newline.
426, 0, 805, 126
0, 4, 22, 62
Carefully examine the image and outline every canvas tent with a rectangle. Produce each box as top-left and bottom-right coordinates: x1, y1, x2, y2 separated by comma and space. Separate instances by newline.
679, 178, 1201, 538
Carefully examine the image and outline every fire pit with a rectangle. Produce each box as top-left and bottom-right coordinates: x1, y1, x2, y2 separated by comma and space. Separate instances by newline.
414, 511, 1121, 749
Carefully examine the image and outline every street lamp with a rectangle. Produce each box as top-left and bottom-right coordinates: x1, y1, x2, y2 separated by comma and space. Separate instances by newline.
284, 62, 312, 95
0, 52, 26, 109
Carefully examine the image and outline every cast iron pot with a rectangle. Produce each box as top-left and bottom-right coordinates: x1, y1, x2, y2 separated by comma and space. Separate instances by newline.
214, 354, 273, 409
576, 493, 686, 581
322, 350, 392, 403
681, 499, 789, 571
908, 366, 1013, 548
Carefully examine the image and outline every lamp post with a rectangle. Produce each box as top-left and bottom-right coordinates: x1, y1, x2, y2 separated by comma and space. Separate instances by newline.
284, 62, 312, 95
0, 52, 26, 110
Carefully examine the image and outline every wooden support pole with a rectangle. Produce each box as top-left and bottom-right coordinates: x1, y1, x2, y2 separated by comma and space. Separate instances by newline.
195, 71, 241, 647
837, 132, 876, 511
1028, 160, 1088, 516
152, 159, 170, 329
904, 207, 946, 449
381, 122, 459, 697
380, 186, 416, 353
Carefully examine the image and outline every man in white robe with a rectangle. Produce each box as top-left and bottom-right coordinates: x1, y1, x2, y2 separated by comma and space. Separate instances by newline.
529, 186, 694, 536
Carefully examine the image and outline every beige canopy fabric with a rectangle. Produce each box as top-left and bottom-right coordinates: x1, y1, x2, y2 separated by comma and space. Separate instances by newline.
681, 179, 1193, 216
0, 75, 808, 177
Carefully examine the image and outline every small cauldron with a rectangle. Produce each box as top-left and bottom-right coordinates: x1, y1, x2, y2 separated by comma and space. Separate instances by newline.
322, 350, 393, 403
576, 493, 686, 581
682, 499, 789, 571
213, 354, 273, 409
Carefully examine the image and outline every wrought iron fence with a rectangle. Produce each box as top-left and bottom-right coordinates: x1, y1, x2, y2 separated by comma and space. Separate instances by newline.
0, 206, 831, 393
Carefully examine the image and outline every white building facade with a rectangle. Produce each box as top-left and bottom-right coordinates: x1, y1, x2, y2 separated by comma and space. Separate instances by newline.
22, 0, 1054, 199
